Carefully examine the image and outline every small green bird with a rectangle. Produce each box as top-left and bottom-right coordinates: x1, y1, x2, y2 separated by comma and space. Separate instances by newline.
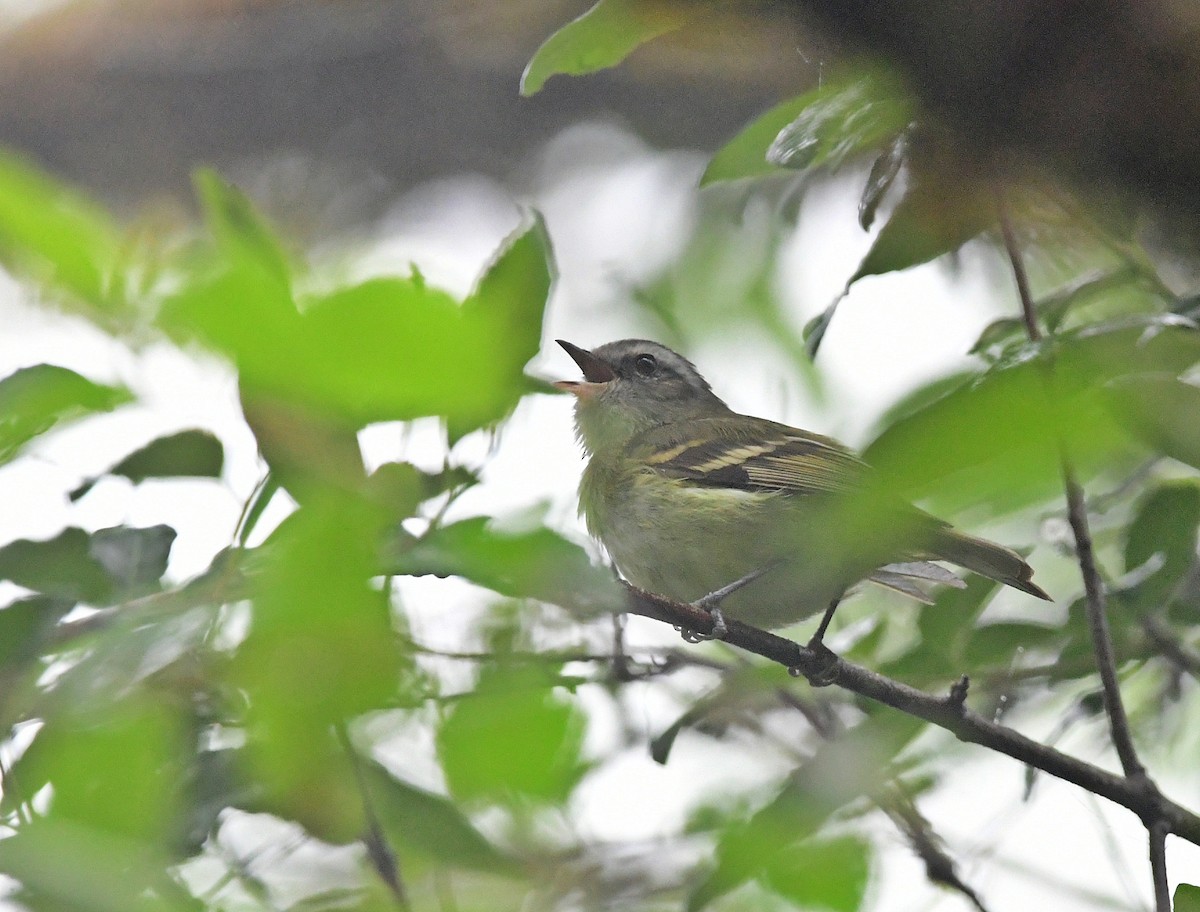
555, 338, 1049, 636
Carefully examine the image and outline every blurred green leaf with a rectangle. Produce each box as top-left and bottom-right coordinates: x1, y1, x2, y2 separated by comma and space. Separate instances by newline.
165, 213, 552, 436
194, 168, 293, 291
1176, 883, 1200, 912
0, 595, 74, 671
961, 621, 1065, 669
521, 0, 693, 96
1107, 375, 1200, 471
1123, 481, 1200, 609
767, 70, 912, 175
386, 516, 623, 613
849, 175, 991, 286
16, 698, 184, 844
0, 364, 132, 466
859, 132, 907, 230
0, 819, 193, 912
363, 761, 518, 874
763, 836, 870, 912
0, 153, 124, 311
689, 713, 919, 910
438, 662, 587, 804
0, 527, 112, 604
70, 430, 225, 501
232, 493, 404, 841
865, 325, 1200, 516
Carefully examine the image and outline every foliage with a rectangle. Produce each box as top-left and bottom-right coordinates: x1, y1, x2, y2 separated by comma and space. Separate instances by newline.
0, 4, 1198, 912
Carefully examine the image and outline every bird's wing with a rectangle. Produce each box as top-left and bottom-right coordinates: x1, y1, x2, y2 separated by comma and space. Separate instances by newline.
626, 418, 869, 496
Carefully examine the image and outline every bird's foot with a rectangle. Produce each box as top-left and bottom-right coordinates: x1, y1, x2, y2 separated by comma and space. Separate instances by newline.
800, 637, 841, 686
678, 566, 774, 642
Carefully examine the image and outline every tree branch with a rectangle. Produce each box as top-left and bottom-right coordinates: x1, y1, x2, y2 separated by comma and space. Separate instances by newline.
621, 583, 1200, 847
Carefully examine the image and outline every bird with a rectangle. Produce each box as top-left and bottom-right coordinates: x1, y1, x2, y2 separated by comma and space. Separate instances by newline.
554, 338, 1049, 639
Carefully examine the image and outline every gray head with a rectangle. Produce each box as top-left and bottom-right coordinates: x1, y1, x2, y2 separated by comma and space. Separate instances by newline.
555, 339, 730, 453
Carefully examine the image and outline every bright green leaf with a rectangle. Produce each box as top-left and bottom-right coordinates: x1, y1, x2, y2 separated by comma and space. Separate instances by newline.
0, 364, 132, 466
702, 94, 816, 185
438, 662, 586, 803
764, 836, 870, 912
1107, 375, 1200, 471
521, 0, 693, 96
0, 153, 124, 311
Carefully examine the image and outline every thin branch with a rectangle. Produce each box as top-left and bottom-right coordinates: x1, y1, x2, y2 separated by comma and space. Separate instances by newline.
995, 191, 1147, 782
621, 583, 1200, 846
1149, 821, 1170, 912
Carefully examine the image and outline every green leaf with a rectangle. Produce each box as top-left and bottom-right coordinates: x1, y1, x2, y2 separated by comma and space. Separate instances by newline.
763, 836, 870, 912
849, 175, 992, 286
438, 662, 587, 804
164, 216, 554, 436
702, 71, 910, 186
859, 132, 907, 230
689, 714, 919, 910
702, 94, 816, 185
193, 168, 292, 291
1123, 481, 1200, 609
0, 152, 124, 310
766, 70, 912, 175
363, 761, 518, 874
385, 516, 623, 614
70, 430, 225, 501
0, 364, 132, 466
521, 0, 693, 96
0, 528, 114, 604
0, 596, 74, 671
1176, 884, 1200, 912
1107, 375, 1200, 471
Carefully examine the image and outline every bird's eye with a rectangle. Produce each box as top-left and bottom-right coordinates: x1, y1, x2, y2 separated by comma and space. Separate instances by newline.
634, 354, 658, 377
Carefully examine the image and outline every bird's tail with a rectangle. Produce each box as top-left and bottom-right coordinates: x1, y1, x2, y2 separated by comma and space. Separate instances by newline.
934, 528, 1051, 600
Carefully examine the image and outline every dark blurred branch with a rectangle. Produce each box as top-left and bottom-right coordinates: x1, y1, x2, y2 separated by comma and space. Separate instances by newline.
621, 582, 1200, 846
997, 197, 1168, 911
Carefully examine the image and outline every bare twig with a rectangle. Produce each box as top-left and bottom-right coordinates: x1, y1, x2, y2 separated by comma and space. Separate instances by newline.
996, 190, 1168, 911
621, 582, 1200, 846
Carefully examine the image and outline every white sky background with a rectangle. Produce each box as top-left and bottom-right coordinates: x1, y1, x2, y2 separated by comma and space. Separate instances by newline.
1, 118, 1198, 910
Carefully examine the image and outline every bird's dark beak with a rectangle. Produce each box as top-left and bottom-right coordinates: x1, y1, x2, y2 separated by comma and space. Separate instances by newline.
554, 339, 615, 398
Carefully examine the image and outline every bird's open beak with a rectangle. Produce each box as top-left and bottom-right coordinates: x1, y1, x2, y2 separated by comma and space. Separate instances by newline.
554, 340, 614, 399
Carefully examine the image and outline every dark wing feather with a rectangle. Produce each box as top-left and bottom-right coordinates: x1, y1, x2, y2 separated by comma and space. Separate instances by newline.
626, 417, 869, 496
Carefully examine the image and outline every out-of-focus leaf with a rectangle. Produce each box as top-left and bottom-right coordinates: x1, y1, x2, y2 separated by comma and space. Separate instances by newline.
88, 525, 177, 596
764, 836, 870, 912
865, 325, 1200, 516
803, 297, 843, 360
1107, 375, 1200, 471
961, 621, 1065, 668
0, 595, 74, 672
766, 71, 912, 175
164, 215, 553, 437
849, 176, 992, 286
0, 528, 113, 604
0, 153, 124, 311
385, 517, 623, 614
689, 713, 920, 910
0, 819, 193, 912
14, 698, 183, 844
70, 430, 225, 501
438, 662, 587, 804
232, 493, 404, 842
194, 169, 292, 290
1123, 481, 1200, 609
520, 0, 693, 96
0, 365, 132, 466
1176, 883, 1200, 912
363, 761, 518, 875
859, 132, 908, 230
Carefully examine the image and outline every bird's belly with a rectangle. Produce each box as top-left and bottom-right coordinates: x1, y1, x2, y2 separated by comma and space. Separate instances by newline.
595, 477, 848, 629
